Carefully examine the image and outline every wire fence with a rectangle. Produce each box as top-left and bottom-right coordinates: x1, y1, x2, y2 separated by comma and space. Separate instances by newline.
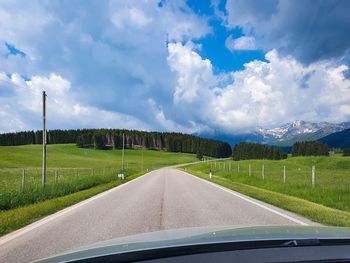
186, 158, 350, 212
0, 164, 154, 210
203, 159, 348, 188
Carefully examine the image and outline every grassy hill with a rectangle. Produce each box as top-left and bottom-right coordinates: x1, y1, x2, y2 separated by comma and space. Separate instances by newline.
0, 144, 198, 210
319, 128, 350, 148
0, 144, 197, 168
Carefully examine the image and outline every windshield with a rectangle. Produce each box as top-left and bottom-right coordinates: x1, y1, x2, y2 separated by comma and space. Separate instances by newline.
0, 1, 350, 262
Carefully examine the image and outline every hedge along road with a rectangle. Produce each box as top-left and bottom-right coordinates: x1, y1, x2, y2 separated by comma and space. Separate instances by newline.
0, 168, 316, 263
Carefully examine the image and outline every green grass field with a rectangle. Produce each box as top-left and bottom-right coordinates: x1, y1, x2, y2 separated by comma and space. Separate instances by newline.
183, 156, 350, 213
0, 144, 197, 210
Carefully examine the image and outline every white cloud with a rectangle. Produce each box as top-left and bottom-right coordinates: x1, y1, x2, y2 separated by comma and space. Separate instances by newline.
1, 1, 349, 135
225, 35, 257, 51
0, 72, 149, 132
0, 0, 211, 132
111, 7, 152, 29
167, 43, 350, 133
167, 42, 216, 103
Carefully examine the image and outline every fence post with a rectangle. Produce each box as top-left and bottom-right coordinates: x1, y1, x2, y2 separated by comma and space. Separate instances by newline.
21, 168, 26, 192
283, 165, 286, 184
262, 164, 265, 180
55, 169, 58, 183
249, 164, 251, 176
223, 162, 225, 171
312, 165, 316, 188
238, 162, 240, 174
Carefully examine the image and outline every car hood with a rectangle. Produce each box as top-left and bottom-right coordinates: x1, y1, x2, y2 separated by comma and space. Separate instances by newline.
36, 225, 350, 263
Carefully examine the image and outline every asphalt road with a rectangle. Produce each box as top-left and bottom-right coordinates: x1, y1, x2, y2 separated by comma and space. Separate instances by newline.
0, 168, 316, 262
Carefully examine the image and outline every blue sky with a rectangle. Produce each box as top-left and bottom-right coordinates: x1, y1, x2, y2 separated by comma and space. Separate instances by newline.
0, 0, 349, 134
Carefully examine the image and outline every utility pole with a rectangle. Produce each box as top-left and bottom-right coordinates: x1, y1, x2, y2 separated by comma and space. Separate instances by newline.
42, 91, 47, 189
121, 133, 125, 179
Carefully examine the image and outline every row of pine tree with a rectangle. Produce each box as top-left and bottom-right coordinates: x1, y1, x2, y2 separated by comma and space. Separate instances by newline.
232, 142, 288, 160
0, 129, 232, 158
291, 141, 329, 156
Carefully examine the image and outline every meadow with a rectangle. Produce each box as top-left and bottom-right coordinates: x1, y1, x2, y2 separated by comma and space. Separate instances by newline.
0, 144, 198, 210
183, 155, 350, 213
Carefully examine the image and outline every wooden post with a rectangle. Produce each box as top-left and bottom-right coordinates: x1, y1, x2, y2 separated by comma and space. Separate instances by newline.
21, 168, 26, 191
249, 164, 251, 176
141, 150, 144, 171
312, 165, 316, 187
262, 164, 265, 179
55, 169, 58, 183
283, 165, 286, 184
238, 162, 240, 174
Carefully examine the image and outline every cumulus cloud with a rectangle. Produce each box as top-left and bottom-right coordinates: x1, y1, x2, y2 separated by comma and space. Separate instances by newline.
111, 7, 152, 29
167, 42, 216, 103
225, 0, 350, 64
1, 0, 349, 135
147, 98, 211, 133
225, 35, 257, 51
0, 0, 211, 132
167, 42, 350, 133
0, 72, 149, 132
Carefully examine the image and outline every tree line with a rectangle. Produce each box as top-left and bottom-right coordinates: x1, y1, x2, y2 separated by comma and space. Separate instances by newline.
0, 129, 232, 158
344, 148, 350, 156
291, 141, 329, 156
232, 142, 288, 160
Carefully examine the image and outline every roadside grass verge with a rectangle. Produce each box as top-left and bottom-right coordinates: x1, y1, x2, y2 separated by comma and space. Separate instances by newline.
0, 172, 143, 237
183, 157, 350, 212
181, 168, 350, 227
0, 169, 136, 210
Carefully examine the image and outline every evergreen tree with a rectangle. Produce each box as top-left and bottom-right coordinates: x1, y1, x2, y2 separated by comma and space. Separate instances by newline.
343, 148, 350, 156
292, 141, 329, 157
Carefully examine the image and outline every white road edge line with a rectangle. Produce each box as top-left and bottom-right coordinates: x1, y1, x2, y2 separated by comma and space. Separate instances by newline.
184, 171, 308, 226
0, 171, 153, 247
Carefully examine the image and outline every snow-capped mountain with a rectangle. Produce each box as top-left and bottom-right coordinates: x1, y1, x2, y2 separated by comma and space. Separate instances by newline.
198, 120, 350, 147
259, 120, 350, 145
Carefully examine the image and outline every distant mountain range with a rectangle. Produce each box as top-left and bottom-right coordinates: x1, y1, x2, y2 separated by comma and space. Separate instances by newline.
198, 120, 350, 147
260, 120, 350, 147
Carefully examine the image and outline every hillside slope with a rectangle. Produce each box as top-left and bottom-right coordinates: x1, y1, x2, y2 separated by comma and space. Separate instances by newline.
319, 128, 350, 148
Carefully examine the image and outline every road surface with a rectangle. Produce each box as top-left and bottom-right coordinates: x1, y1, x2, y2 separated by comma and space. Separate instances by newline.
0, 168, 316, 262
